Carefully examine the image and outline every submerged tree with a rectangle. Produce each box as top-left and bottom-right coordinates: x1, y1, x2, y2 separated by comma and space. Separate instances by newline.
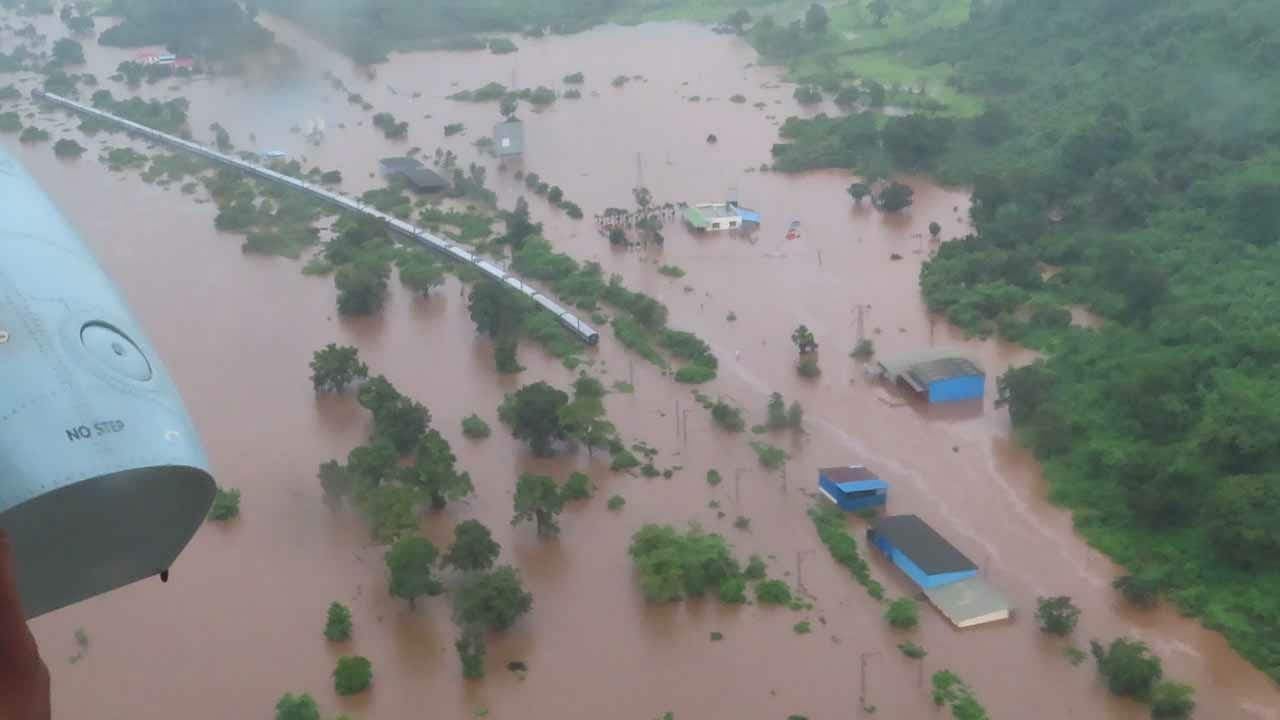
1035, 596, 1081, 636
876, 182, 915, 213
405, 430, 473, 509
455, 625, 487, 679
445, 519, 501, 572
791, 325, 818, 354
867, 0, 891, 27
512, 473, 565, 536
324, 602, 352, 642
498, 382, 570, 455
804, 3, 829, 33
332, 655, 372, 695
309, 343, 368, 393
385, 536, 443, 609
847, 182, 872, 205
275, 693, 321, 720
1090, 637, 1162, 699
452, 566, 533, 632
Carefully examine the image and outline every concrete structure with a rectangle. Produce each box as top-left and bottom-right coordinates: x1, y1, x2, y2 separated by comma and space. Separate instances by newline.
817, 466, 887, 511
33, 90, 599, 344
494, 119, 524, 158
877, 349, 985, 403
683, 203, 742, 231
379, 157, 449, 192
867, 514, 978, 590
924, 576, 1012, 628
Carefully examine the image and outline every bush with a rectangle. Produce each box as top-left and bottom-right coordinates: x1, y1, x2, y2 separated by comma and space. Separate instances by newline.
562, 472, 592, 500
730, 94, 747, 103
706, 469, 723, 487
886, 598, 919, 629
674, 365, 716, 384
208, 487, 241, 521
324, 602, 352, 642
1091, 638, 1162, 699
488, 37, 518, 54
333, 656, 373, 695
793, 621, 812, 634
658, 264, 685, 278
793, 86, 822, 104
629, 524, 743, 603
607, 495, 625, 511
811, 504, 883, 598
796, 355, 821, 377
898, 641, 927, 659
1035, 596, 1081, 636
851, 339, 875, 359
749, 441, 789, 469
711, 401, 745, 432
1150, 681, 1195, 719
53, 138, 85, 157
755, 580, 792, 605
18, 126, 49, 143
718, 575, 747, 603
743, 555, 767, 580
461, 414, 491, 439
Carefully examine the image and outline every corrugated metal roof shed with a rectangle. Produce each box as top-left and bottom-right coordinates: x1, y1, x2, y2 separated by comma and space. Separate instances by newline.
871, 514, 977, 575
907, 357, 983, 388
924, 576, 1012, 628
821, 465, 878, 484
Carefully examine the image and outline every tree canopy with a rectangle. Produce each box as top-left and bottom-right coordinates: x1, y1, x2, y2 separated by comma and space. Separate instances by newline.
310, 343, 368, 392
385, 536, 443, 608
498, 382, 570, 455
451, 565, 533, 632
405, 430, 474, 508
99, 0, 274, 59
512, 473, 564, 536
444, 519, 501, 572
275, 693, 320, 720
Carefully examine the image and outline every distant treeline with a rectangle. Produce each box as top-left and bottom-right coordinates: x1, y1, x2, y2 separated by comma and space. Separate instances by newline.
255, 0, 631, 64
98, 0, 273, 59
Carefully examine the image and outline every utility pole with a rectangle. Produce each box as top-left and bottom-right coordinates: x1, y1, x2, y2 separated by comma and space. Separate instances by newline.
859, 651, 881, 714
856, 304, 867, 344
781, 462, 788, 495
674, 398, 680, 441
734, 467, 746, 509
796, 549, 815, 597
635, 151, 644, 190
681, 409, 692, 447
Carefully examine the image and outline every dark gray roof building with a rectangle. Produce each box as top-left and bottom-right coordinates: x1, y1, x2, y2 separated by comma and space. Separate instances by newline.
378, 157, 449, 192
870, 514, 977, 575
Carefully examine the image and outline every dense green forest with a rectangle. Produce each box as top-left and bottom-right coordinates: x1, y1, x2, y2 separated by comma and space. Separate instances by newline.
849, 0, 1280, 682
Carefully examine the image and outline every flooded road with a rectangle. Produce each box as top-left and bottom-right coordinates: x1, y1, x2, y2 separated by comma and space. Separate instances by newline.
3, 11, 1277, 720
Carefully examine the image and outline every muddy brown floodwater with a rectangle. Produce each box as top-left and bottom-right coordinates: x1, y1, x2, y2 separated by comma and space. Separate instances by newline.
4, 11, 1278, 720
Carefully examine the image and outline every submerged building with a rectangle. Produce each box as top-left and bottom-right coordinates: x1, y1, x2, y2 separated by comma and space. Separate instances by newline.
378, 157, 449, 193
817, 465, 887, 511
868, 514, 1011, 628
494, 119, 525, 158
877, 349, 985, 403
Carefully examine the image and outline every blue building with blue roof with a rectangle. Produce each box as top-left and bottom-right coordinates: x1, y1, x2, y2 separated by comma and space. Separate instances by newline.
817, 465, 888, 512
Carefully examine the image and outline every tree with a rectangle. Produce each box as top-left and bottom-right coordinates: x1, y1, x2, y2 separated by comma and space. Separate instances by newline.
335, 260, 389, 316
1091, 637, 1162, 699
877, 182, 914, 213
468, 280, 531, 339
847, 182, 871, 205
755, 579, 792, 604
559, 376, 614, 456
333, 655, 372, 695
629, 524, 742, 602
208, 487, 240, 521
361, 483, 420, 544
373, 396, 431, 454
562, 471, 592, 500
406, 430, 473, 508
766, 392, 788, 430
318, 460, 353, 504
804, 3, 829, 33
275, 693, 320, 720
864, 80, 886, 107
445, 520, 501, 572
210, 122, 232, 151
725, 8, 752, 31
324, 601, 352, 641
500, 196, 541, 249
1035, 596, 1081, 636
499, 93, 518, 119
867, 0, 891, 27
633, 187, 652, 212
791, 325, 818, 354
886, 597, 919, 628
787, 401, 804, 430
1150, 681, 1196, 719
494, 339, 522, 374
455, 625, 486, 679
309, 343, 368, 393
347, 440, 398, 492
461, 414, 491, 439
929, 221, 942, 239
548, 185, 564, 203
51, 38, 84, 66
513, 473, 565, 536
1113, 573, 1160, 608
882, 115, 954, 170
452, 566, 533, 631
397, 253, 444, 296
385, 536, 443, 609
1205, 474, 1280, 569
498, 382, 570, 455
53, 138, 86, 157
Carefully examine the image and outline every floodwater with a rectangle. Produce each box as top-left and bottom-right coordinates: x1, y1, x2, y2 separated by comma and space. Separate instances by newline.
4, 11, 1277, 720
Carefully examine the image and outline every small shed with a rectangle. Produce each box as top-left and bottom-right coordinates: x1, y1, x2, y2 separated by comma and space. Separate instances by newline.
877, 350, 985, 404
494, 119, 525, 158
817, 466, 887, 511
867, 514, 978, 590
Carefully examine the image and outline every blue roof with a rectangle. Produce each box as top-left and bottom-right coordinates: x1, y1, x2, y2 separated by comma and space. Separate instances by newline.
835, 479, 887, 493
735, 206, 761, 223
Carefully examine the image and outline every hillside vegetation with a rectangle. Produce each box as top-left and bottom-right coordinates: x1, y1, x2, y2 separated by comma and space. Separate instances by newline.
899, 0, 1280, 682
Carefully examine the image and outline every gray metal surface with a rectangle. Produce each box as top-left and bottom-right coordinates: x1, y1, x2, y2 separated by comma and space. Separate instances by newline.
0, 144, 215, 619
34, 91, 598, 344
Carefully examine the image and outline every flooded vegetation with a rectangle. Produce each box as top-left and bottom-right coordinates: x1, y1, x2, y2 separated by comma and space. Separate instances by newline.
4, 1, 1280, 719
